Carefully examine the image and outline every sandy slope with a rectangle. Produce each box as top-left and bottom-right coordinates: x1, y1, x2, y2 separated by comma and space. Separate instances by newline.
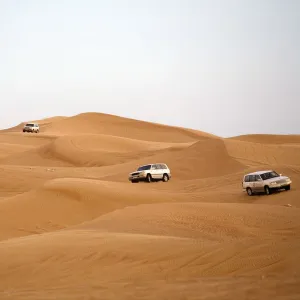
225, 139, 300, 166
0, 112, 299, 299
2, 116, 67, 133
230, 133, 300, 144
42, 112, 218, 141
0, 134, 193, 167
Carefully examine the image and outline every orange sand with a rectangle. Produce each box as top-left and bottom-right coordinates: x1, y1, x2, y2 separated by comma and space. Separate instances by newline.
0, 112, 299, 299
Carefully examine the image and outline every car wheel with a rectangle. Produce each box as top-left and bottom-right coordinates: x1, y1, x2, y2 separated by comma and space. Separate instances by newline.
162, 174, 169, 182
146, 174, 152, 183
284, 185, 291, 191
246, 187, 253, 196
131, 180, 138, 183
264, 186, 271, 195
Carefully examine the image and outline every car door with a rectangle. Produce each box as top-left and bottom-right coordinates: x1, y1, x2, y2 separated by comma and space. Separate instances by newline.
150, 164, 159, 179
253, 175, 264, 192
156, 164, 164, 179
248, 175, 255, 191
151, 164, 163, 179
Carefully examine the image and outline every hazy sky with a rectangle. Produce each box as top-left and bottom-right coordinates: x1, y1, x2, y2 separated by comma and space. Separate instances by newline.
0, 0, 299, 137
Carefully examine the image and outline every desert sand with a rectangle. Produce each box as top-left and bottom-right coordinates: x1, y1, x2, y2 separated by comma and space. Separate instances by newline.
0, 112, 299, 299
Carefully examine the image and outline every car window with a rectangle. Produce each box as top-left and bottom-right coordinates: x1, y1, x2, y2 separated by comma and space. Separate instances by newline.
249, 175, 256, 182
244, 175, 250, 182
261, 171, 279, 180
137, 165, 151, 171
255, 175, 262, 181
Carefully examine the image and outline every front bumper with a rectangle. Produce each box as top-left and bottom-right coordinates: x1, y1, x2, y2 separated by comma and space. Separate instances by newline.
128, 172, 147, 181
23, 128, 34, 132
270, 180, 292, 189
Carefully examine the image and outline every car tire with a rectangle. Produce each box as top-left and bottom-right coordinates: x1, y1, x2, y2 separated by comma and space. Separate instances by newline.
162, 174, 169, 182
284, 185, 291, 191
146, 174, 152, 183
264, 186, 271, 195
131, 180, 138, 183
246, 187, 253, 196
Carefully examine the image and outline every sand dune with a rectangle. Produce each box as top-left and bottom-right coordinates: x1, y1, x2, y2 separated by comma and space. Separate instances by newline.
0, 220, 300, 299
83, 138, 248, 182
2, 116, 67, 133
148, 138, 247, 180
225, 139, 300, 166
0, 112, 299, 299
0, 143, 33, 159
0, 134, 192, 167
0, 178, 186, 241
74, 202, 300, 240
43, 112, 217, 142
230, 133, 300, 144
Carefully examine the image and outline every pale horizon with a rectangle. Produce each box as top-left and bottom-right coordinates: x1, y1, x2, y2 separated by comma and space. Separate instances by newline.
1, 0, 299, 137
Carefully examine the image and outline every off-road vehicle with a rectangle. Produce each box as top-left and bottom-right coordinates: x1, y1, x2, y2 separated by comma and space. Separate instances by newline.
128, 163, 171, 183
242, 170, 292, 196
23, 123, 40, 133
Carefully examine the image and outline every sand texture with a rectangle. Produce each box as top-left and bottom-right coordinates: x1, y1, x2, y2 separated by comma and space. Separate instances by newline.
0, 112, 299, 299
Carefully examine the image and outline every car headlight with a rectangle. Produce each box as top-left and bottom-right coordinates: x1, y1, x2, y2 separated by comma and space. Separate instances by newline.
270, 182, 277, 185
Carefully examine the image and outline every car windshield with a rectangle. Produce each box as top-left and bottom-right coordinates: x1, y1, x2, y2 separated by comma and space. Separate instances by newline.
137, 165, 151, 171
260, 171, 280, 180
25, 123, 34, 127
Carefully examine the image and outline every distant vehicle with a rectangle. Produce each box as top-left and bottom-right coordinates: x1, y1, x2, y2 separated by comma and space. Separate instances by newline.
242, 170, 292, 196
128, 163, 171, 183
23, 123, 40, 133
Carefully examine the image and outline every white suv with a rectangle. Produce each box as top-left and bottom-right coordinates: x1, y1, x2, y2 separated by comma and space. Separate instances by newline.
242, 170, 292, 196
128, 163, 171, 183
23, 123, 40, 133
